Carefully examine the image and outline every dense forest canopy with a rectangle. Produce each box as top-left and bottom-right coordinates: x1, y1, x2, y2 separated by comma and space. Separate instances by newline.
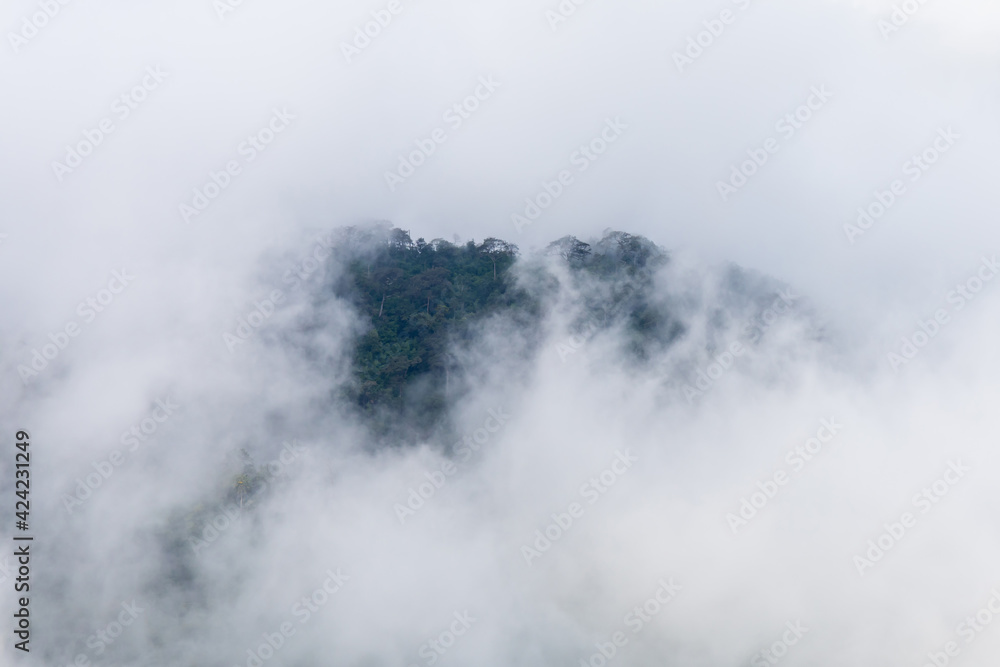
328, 225, 678, 437
332, 227, 527, 428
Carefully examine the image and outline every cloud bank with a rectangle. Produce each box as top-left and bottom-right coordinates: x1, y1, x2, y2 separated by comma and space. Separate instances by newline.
2, 0, 1000, 665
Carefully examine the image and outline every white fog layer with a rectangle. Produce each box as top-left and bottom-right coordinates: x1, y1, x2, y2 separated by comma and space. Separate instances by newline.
2, 1, 1000, 666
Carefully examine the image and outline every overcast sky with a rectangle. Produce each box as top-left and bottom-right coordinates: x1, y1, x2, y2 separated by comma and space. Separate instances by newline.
2, 1, 1000, 665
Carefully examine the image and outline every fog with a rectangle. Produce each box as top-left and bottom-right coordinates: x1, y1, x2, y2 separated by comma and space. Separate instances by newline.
2, 0, 1000, 665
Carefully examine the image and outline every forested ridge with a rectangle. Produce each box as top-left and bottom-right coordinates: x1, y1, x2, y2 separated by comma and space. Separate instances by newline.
164, 225, 796, 583
331, 225, 677, 435
333, 227, 529, 428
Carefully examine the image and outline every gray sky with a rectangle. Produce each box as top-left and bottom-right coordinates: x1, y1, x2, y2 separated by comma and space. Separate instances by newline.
2, 0, 1000, 665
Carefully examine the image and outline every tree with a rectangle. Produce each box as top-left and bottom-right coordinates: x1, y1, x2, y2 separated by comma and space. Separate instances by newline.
331, 226, 673, 440
334, 228, 532, 436
479, 238, 518, 280
546, 236, 592, 265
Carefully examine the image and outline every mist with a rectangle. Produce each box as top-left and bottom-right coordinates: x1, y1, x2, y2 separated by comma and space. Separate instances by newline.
3, 0, 1000, 665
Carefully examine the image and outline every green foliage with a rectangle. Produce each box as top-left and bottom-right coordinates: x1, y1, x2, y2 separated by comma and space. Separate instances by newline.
334, 226, 678, 435
334, 228, 530, 433
546, 231, 680, 359
546, 230, 665, 278
228, 448, 269, 508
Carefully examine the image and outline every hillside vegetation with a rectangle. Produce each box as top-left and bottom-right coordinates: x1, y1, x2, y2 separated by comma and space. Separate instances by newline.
331, 225, 676, 437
